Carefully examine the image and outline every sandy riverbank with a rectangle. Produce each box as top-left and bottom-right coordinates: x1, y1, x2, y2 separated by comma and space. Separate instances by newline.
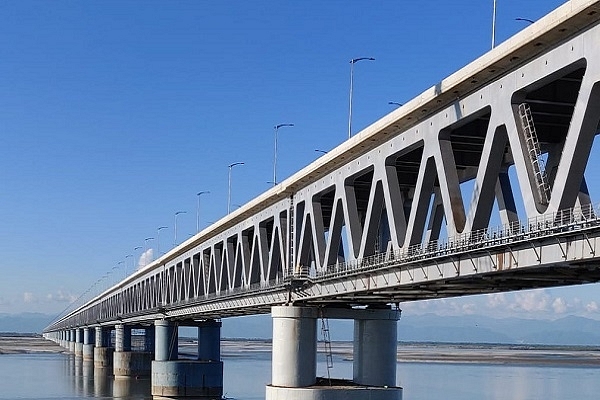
3, 336, 600, 366
218, 340, 600, 366
0, 335, 65, 355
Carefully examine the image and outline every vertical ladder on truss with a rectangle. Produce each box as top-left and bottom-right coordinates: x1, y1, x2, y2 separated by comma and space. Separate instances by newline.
288, 196, 295, 276
518, 103, 551, 205
319, 311, 333, 385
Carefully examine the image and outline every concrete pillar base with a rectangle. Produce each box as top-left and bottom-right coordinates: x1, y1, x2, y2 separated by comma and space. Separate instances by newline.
151, 360, 223, 399
75, 342, 83, 357
83, 344, 94, 361
69, 342, 75, 353
266, 384, 402, 400
114, 351, 153, 378
94, 347, 114, 368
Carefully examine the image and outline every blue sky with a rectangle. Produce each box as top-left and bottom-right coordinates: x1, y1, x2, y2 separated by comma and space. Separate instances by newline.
2, 0, 599, 321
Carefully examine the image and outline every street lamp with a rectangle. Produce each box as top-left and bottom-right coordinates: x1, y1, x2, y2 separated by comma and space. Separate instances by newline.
273, 123, 294, 186
492, 0, 497, 49
133, 246, 142, 271
348, 57, 375, 139
157, 226, 168, 255
315, 149, 328, 155
515, 17, 535, 24
196, 191, 210, 232
228, 162, 244, 213
174, 211, 186, 247
144, 237, 154, 263
125, 254, 133, 276
118, 261, 125, 279
388, 101, 403, 107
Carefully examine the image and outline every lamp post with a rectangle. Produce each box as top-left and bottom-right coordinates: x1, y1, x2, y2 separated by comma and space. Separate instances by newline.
118, 261, 125, 279
273, 123, 294, 186
174, 211, 186, 247
315, 149, 328, 155
134, 246, 142, 271
388, 101, 403, 107
125, 254, 133, 277
348, 57, 375, 139
492, 0, 497, 49
228, 162, 244, 213
144, 237, 154, 264
157, 226, 168, 255
196, 191, 210, 232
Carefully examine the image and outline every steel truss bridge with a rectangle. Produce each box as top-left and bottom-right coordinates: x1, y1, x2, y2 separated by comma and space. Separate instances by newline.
46, 0, 600, 333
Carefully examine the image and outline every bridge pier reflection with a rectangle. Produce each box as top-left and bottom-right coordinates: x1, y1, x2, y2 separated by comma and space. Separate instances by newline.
152, 319, 223, 399
266, 305, 403, 400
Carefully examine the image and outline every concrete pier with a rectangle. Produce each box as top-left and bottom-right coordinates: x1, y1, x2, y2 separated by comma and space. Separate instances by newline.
94, 326, 114, 369
69, 329, 76, 353
82, 327, 94, 362
113, 324, 153, 378
152, 319, 223, 399
266, 306, 402, 400
75, 328, 83, 357
271, 306, 317, 388
353, 309, 399, 387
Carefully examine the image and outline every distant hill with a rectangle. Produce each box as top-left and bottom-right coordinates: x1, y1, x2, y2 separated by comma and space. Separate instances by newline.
397, 314, 600, 345
0, 313, 54, 333
222, 313, 600, 346
5, 312, 600, 346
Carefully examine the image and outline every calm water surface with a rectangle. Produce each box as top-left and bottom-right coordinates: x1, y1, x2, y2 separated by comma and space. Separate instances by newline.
1, 345, 599, 400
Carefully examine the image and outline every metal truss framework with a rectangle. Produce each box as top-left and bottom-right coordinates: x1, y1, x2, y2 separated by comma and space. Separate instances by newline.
46, 1, 600, 332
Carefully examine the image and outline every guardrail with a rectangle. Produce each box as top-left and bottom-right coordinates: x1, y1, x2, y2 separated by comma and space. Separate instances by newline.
296, 203, 600, 282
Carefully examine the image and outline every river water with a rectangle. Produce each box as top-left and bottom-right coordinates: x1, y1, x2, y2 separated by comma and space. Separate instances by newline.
1, 341, 600, 400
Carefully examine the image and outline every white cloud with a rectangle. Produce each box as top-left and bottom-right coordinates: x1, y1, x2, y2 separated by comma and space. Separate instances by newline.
399, 286, 600, 320
510, 290, 549, 312
23, 292, 36, 303
461, 303, 476, 314
487, 293, 507, 308
137, 249, 154, 270
401, 298, 478, 316
585, 301, 598, 313
46, 290, 77, 303
552, 297, 567, 314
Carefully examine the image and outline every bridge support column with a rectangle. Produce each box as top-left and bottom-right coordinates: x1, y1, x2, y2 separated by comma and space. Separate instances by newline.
83, 327, 94, 361
94, 326, 114, 369
69, 329, 76, 353
152, 319, 223, 399
266, 306, 402, 400
75, 328, 84, 357
271, 306, 317, 388
114, 324, 153, 378
58, 331, 65, 349
353, 309, 399, 387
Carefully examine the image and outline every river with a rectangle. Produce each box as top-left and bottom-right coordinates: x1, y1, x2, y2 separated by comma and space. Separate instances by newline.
1, 339, 599, 399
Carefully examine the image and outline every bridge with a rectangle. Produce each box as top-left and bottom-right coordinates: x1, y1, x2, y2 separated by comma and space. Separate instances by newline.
44, 1, 600, 399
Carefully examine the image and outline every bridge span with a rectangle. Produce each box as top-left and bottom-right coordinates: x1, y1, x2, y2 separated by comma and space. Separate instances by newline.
45, 1, 600, 399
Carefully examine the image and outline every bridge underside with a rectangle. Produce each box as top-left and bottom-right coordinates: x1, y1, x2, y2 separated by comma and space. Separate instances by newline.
301, 264, 600, 304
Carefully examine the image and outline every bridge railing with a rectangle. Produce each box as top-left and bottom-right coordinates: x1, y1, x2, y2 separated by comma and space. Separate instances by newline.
301, 202, 600, 282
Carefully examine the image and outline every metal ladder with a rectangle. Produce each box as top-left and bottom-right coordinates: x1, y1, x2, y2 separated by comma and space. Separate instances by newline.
319, 311, 334, 385
288, 196, 295, 277
518, 103, 551, 205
